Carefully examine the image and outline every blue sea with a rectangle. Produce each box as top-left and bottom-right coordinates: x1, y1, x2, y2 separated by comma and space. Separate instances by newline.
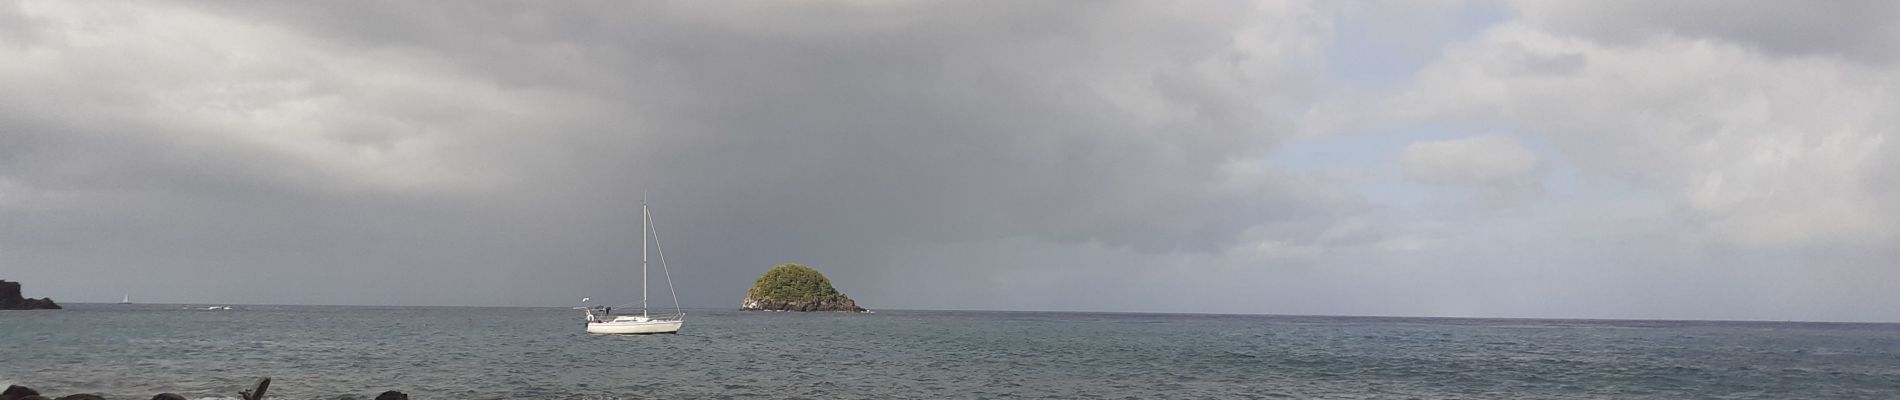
3, 304, 1899, 399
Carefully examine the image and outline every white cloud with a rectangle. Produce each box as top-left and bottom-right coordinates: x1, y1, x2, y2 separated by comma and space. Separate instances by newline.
1397, 134, 1544, 206
1388, 22, 1899, 249
1400, 135, 1539, 186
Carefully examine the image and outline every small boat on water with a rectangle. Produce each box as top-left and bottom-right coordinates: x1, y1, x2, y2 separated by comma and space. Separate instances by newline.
120, 294, 131, 304
578, 195, 684, 334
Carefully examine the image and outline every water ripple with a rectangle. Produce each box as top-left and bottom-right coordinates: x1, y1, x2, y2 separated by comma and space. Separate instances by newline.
4, 306, 1900, 398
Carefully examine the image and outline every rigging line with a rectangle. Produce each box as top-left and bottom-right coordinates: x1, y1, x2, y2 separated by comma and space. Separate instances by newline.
650, 206, 684, 316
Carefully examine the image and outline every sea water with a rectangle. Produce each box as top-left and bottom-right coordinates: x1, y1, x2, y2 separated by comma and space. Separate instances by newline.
3, 304, 1898, 399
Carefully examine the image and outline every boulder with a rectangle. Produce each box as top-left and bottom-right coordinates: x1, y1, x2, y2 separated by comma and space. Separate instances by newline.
152, 394, 189, 400
373, 391, 409, 400
1, 385, 40, 400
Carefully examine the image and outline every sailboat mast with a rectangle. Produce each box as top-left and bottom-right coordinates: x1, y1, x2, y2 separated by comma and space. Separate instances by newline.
642, 195, 650, 318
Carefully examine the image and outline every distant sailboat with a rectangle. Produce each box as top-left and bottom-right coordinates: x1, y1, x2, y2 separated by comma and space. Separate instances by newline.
120, 294, 131, 304
578, 196, 684, 334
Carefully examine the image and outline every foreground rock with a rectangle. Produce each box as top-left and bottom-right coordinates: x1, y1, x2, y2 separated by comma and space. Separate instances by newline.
1, 280, 61, 310
2, 385, 40, 400
740, 263, 868, 312
0, 381, 407, 400
3, 385, 101, 400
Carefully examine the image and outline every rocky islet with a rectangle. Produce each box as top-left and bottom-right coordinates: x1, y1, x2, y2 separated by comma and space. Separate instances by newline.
740, 264, 868, 313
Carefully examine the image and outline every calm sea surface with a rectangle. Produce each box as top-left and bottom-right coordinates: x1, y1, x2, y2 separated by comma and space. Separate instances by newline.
3, 304, 1899, 399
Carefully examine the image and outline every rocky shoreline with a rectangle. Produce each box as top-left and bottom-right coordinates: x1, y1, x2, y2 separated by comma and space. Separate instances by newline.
741, 295, 867, 313
1, 280, 61, 310
2, 378, 408, 400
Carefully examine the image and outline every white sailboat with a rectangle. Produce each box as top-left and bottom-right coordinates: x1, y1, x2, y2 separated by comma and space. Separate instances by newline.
579, 196, 684, 334
120, 294, 131, 304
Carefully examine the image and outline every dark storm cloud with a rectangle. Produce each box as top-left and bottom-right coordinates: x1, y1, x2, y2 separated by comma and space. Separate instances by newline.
192, 0, 1337, 250
0, 1, 1344, 308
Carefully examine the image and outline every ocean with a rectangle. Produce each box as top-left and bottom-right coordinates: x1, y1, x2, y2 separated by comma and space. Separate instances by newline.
2, 304, 1898, 399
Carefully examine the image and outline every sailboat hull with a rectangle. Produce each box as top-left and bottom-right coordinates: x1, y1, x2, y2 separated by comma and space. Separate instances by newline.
586, 320, 683, 334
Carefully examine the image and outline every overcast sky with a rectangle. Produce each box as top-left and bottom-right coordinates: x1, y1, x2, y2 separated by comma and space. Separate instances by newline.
3, 1, 1897, 322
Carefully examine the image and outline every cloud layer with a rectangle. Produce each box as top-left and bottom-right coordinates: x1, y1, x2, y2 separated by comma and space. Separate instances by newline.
2, 1, 1896, 321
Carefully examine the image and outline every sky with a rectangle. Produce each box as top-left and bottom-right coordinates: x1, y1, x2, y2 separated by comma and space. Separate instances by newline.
2, 1, 1898, 322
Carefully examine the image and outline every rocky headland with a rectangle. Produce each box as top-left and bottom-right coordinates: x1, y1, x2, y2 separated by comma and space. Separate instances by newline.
1, 280, 61, 310
740, 264, 868, 313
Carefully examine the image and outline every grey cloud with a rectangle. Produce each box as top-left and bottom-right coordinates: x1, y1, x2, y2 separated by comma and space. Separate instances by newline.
1516, 0, 1900, 64
0, 1, 1349, 309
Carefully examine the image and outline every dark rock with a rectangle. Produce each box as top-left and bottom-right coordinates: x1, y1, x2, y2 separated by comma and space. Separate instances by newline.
16, 396, 47, 400
152, 394, 188, 400
373, 391, 409, 400
2, 385, 40, 400
53, 395, 104, 400
238, 377, 271, 400
1, 280, 62, 310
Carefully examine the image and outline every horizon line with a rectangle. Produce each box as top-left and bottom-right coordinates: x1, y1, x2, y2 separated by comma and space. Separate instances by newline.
51, 302, 1900, 325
